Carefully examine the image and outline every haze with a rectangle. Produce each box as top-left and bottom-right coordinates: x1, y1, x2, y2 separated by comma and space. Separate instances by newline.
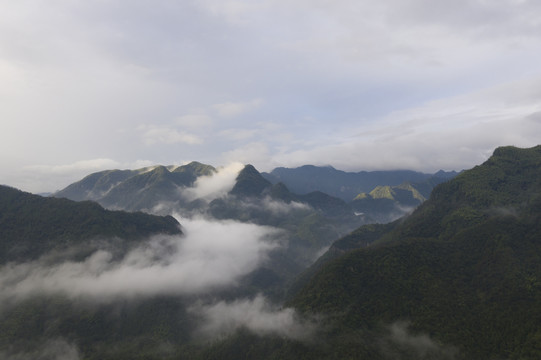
1, 0, 541, 193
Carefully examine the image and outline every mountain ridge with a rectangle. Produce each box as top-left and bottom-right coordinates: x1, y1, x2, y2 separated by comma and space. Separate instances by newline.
262, 165, 457, 201
283, 145, 541, 359
0, 185, 181, 264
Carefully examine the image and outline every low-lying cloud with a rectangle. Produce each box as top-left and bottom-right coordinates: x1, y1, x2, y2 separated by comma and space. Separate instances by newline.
182, 162, 244, 201
190, 295, 316, 341
380, 322, 459, 360
260, 197, 311, 215
0, 338, 81, 360
0, 218, 283, 303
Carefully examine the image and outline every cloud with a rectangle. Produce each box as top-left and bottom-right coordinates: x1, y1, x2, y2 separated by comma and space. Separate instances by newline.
189, 295, 316, 341
221, 142, 274, 170
272, 76, 541, 173
380, 321, 459, 359
227, 196, 312, 217
175, 113, 214, 129
24, 159, 121, 175
0, 217, 283, 302
0, 338, 81, 360
219, 128, 259, 141
138, 125, 203, 145
260, 197, 311, 215
212, 99, 263, 118
2, 0, 541, 194
182, 162, 244, 201
11, 159, 155, 194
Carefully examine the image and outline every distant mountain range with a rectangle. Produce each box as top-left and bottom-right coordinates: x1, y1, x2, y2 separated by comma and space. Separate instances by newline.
210, 145, 541, 359
2, 146, 541, 359
54, 162, 456, 224
48, 162, 459, 295
54, 161, 216, 210
262, 165, 457, 201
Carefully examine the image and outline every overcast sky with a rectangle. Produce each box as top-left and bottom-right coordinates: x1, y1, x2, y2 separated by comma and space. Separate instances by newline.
2, 0, 541, 193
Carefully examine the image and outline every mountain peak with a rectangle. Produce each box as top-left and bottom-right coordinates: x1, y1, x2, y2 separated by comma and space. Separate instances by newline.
230, 164, 272, 197
173, 161, 216, 176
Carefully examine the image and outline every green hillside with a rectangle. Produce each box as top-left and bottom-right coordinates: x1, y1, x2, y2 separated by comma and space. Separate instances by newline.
229, 164, 273, 197
0, 185, 181, 263
3, 146, 539, 359
263, 165, 453, 201
286, 145, 541, 359
53, 162, 217, 212
350, 181, 432, 223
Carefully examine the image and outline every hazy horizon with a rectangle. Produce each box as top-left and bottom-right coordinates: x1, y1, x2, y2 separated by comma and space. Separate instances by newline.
2, 0, 541, 193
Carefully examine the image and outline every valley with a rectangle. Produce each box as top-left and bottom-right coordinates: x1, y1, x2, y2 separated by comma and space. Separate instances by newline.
1, 146, 541, 359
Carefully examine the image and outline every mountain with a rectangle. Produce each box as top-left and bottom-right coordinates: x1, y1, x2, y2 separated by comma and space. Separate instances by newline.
262, 165, 457, 202
0, 185, 181, 264
350, 182, 427, 223
229, 164, 273, 197
4, 146, 536, 359
208, 165, 366, 276
281, 145, 541, 359
54, 161, 216, 212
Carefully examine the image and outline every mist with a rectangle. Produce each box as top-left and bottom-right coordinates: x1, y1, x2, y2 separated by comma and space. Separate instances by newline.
182, 162, 245, 201
0, 338, 80, 360
380, 322, 459, 360
189, 295, 316, 341
0, 217, 283, 303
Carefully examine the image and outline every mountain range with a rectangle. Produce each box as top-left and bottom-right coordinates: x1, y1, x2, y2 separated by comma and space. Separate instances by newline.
54, 162, 454, 224
262, 165, 457, 201
208, 145, 541, 359
3, 146, 540, 359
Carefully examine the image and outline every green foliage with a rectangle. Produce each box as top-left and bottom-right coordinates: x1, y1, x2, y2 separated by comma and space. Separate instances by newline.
369, 185, 395, 200
264, 165, 443, 202
0, 185, 181, 263
230, 164, 273, 197
285, 145, 541, 359
54, 162, 217, 212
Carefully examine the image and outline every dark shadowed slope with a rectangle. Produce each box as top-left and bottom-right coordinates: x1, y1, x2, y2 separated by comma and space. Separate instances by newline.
54, 162, 216, 211
0, 185, 181, 263
286, 145, 541, 359
263, 165, 457, 201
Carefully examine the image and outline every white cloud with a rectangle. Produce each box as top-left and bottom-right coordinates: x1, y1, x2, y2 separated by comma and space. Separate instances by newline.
212, 99, 263, 118
261, 197, 311, 215
0, 338, 81, 360
1, 0, 541, 193
24, 159, 121, 175
182, 162, 244, 201
175, 113, 214, 129
381, 322, 458, 359
222, 142, 274, 170
139, 125, 203, 145
219, 128, 259, 141
8, 158, 155, 194
272, 76, 541, 172
190, 295, 316, 340
0, 217, 283, 302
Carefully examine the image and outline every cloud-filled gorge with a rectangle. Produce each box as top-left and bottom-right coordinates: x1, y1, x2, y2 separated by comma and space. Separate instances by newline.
0, 211, 321, 348
0, 218, 283, 301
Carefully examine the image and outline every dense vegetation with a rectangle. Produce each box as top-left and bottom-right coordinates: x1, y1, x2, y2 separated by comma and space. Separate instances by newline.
4, 146, 540, 359
0, 185, 181, 263
285, 145, 541, 359
262, 165, 457, 201
54, 161, 216, 212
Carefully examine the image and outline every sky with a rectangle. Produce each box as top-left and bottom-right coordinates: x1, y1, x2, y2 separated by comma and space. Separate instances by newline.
1, 0, 541, 193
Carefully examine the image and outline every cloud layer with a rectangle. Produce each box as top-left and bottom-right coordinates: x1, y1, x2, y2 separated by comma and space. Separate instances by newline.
190, 295, 316, 341
1, 0, 541, 192
182, 162, 245, 201
0, 217, 282, 302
